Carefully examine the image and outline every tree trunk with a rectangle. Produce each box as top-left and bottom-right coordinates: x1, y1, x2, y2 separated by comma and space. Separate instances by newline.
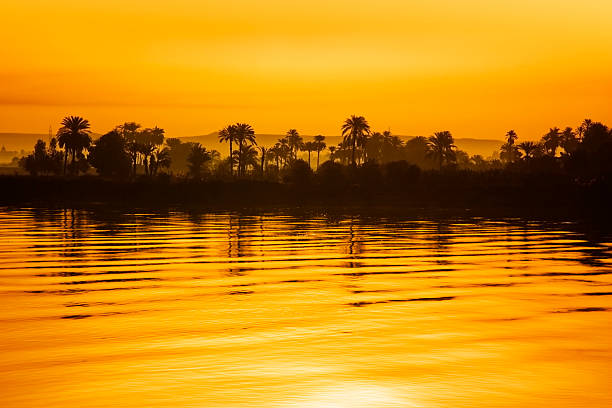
317, 150, 320, 169
351, 137, 356, 167
308, 151, 311, 168
63, 150, 67, 175
229, 140, 233, 176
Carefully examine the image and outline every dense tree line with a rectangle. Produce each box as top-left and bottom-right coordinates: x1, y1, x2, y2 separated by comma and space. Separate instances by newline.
19, 115, 612, 188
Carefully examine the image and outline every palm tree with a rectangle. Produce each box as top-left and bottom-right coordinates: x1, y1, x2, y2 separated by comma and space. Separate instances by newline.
56, 116, 92, 175
233, 123, 256, 176
426, 131, 456, 170
560, 127, 578, 154
500, 142, 520, 164
542, 127, 561, 156
218, 125, 236, 176
302, 141, 316, 168
116, 122, 142, 175
341, 115, 370, 166
517, 141, 539, 160
258, 146, 267, 175
150, 147, 171, 176
276, 138, 291, 168
286, 129, 303, 161
313, 135, 326, 169
328, 146, 336, 163
141, 126, 165, 175
187, 143, 211, 178
577, 119, 592, 140
505, 130, 518, 145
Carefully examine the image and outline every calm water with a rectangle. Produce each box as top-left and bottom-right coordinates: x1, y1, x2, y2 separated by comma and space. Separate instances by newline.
1, 208, 611, 407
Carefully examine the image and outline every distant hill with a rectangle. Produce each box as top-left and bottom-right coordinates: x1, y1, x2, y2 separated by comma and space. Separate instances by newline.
0, 133, 49, 152
178, 133, 503, 157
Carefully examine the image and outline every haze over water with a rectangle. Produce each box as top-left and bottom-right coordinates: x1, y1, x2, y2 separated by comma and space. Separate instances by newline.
1, 208, 611, 407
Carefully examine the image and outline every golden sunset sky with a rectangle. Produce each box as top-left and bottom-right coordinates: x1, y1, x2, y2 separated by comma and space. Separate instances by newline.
2, 0, 611, 139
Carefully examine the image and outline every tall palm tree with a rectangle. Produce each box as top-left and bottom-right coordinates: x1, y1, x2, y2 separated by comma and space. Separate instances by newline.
258, 146, 267, 175
286, 129, 303, 161
542, 127, 561, 156
115, 122, 142, 175
577, 119, 592, 140
233, 123, 256, 176
341, 115, 370, 166
426, 131, 456, 170
505, 130, 518, 145
56, 116, 91, 175
218, 125, 237, 176
302, 141, 316, 168
313, 135, 326, 169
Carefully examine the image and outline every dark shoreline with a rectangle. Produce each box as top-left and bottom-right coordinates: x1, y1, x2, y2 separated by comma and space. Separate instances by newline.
1, 174, 610, 219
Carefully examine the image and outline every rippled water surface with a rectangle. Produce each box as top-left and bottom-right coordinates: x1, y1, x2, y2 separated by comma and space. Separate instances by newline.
1, 208, 611, 407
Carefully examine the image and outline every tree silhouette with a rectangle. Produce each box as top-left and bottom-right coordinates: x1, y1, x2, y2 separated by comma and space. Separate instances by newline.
150, 147, 171, 176
302, 141, 316, 168
328, 145, 336, 163
560, 127, 578, 155
56, 116, 91, 175
258, 146, 267, 175
286, 129, 303, 161
542, 127, 561, 156
187, 143, 212, 178
313, 135, 326, 169
88, 130, 132, 177
426, 131, 456, 170
341, 115, 370, 167
517, 141, 539, 160
233, 123, 256, 176
218, 125, 236, 176
506, 130, 518, 145
140, 126, 165, 175
116, 122, 141, 176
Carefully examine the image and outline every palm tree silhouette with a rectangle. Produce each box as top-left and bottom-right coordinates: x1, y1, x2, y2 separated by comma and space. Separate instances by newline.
116, 122, 141, 175
577, 119, 592, 140
239, 145, 259, 175
56, 116, 91, 175
258, 146, 267, 175
517, 141, 539, 160
328, 145, 336, 163
542, 127, 561, 156
286, 129, 303, 161
313, 135, 326, 169
560, 127, 578, 154
341, 115, 370, 166
302, 141, 316, 168
505, 130, 518, 145
218, 125, 236, 176
426, 131, 456, 170
233, 123, 256, 177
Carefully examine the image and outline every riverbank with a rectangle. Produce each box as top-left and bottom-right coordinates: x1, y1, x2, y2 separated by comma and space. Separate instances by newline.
1, 173, 610, 216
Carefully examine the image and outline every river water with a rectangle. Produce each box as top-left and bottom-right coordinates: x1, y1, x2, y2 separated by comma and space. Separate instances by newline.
1, 208, 611, 407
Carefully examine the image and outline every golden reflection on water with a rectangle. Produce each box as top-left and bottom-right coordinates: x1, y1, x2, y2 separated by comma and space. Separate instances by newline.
0, 208, 611, 407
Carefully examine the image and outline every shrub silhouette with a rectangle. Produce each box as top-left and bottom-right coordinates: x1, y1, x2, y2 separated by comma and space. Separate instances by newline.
89, 131, 132, 178
316, 160, 348, 193
283, 159, 312, 184
383, 160, 421, 190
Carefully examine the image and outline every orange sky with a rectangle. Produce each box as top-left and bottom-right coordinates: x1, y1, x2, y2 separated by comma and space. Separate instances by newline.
1, 0, 611, 139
